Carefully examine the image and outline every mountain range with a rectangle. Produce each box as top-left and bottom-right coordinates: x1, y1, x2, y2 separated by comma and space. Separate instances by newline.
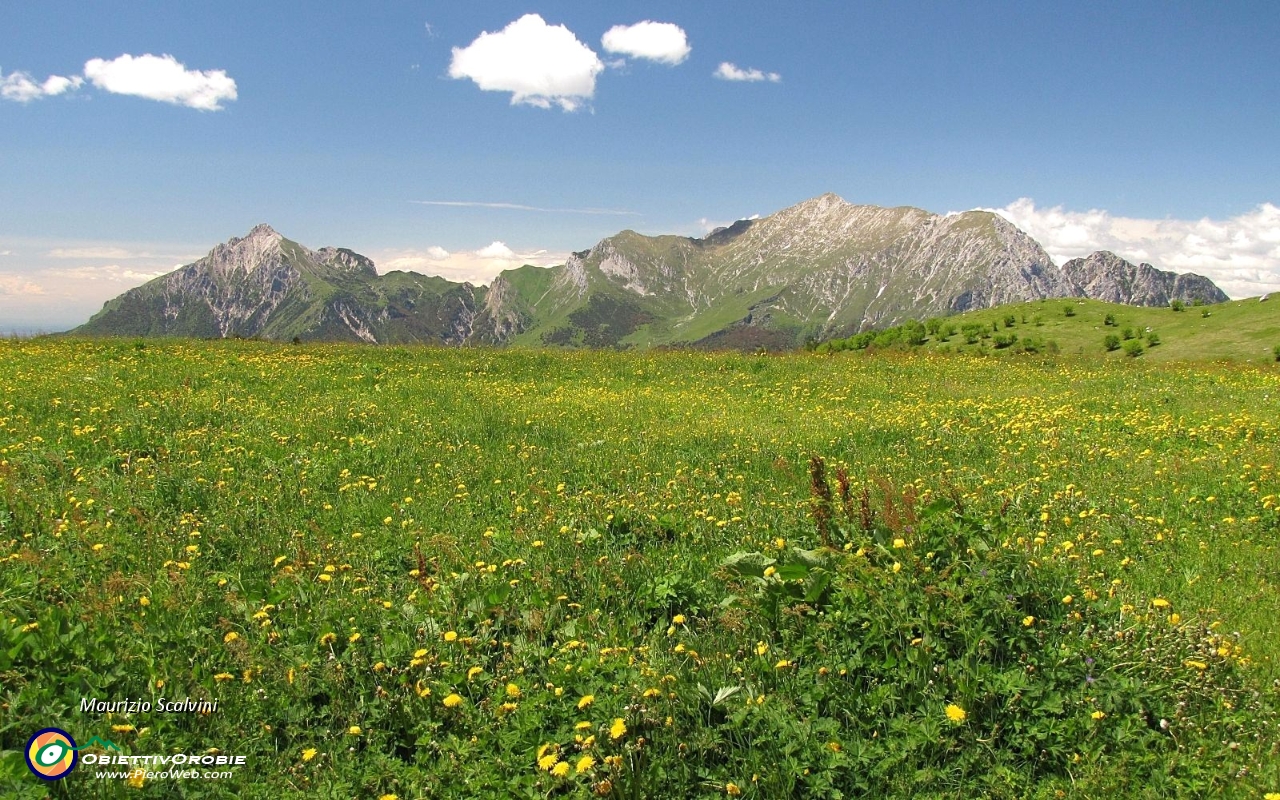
74, 194, 1229, 348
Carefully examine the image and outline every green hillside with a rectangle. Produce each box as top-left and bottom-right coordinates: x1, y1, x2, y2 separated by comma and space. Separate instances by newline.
822, 296, 1280, 363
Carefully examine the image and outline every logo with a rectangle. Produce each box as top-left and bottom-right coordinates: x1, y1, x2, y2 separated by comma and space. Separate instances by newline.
25, 728, 77, 781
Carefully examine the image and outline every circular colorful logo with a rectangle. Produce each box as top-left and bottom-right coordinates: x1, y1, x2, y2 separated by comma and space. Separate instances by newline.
25, 728, 78, 781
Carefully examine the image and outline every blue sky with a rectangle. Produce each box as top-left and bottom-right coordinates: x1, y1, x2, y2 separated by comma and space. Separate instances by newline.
3, 1, 1279, 330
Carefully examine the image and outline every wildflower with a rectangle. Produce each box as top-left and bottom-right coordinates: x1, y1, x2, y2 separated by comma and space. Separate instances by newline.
1061, 595, 1073, 605
443, 693, 464, 708
1151, 598, 1171, 608
111, 724, 135, 733
575, 721, 593, 730
348, 632, 361, 644
755, 641, 769, 656
945, 703, 967, 723
506, 682, 522, 699
301, 748, 317, 762
775, 659, 792, 670
1022, 616, 1035, 627
443, 630, 458, 642
347, 726, 362, 736
595, 780, 613, 796
319, 632, 337, 646
893, 537, 906, 549
578, 694, 595, 709
576, 755, 595, 774
1169, 613, 1181, 625
1091, 710, 1107, 720
467, 666, 484, 681
139, 596, 150, 607
552, 761, 570, 778
892, 562, 902, 573
1184, 660, 1207, 671
126, 770, 145, 788
413, 648, 428, 658
379, 795, 399, 800
538, 753, 559, 771
213, 672, 235, 682
609, 718, 627, 740
223, 631, 239, 644
672, 614, 686, 625
20, 622, 38, 633
726, 783, 742, 796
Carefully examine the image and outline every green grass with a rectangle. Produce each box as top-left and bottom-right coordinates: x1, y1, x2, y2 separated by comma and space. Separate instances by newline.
917, 297, 1280, 362
1, 339, 1278, 798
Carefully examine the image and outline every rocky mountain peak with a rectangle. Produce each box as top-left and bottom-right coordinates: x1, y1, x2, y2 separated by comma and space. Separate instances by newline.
1061, 251, 1229, 307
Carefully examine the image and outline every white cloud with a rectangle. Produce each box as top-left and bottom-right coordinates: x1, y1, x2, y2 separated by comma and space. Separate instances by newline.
378, 242, 565, 284
984, 198, 1280, 298
0, 275, 46, 295
1, 69, 83, 102
448, 14, 603, 111
601, 21, 691, 65
714, 62, 780, 83
84, 54, 237, 111
47, 246, 142, 260
40, 264, 171, 283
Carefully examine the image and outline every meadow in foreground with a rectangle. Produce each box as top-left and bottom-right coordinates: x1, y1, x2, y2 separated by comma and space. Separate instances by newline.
1, 339, 1278, 798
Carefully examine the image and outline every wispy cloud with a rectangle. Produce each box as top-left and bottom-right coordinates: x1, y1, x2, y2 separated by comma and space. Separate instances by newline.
714, 62, 781, 83
982, 198, 1280, 299
0, 70, 83, 102
412, 200, 639, 216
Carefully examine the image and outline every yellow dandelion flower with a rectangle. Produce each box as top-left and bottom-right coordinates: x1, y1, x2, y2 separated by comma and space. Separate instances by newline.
223, 631, 239, 644
755, 641, 769, 656
506, 682, 522, 698
609, 718, 627, 740
139, 596, 150, 607
538, 754, 559, 771
301, 748, 317, 762
413, 648, 428, 658
443, 693, 464, 708
575, 721, 593, 730
1091, 710, 1107, 720
443, 630, 458, 642
892, 561, 902, 573
672, 614, 686, 624
467, 666, 484, 680
1061, 595, 1073, 605
1184, 659, 1207, 671
1151, 598, 1170, 608
945, 703, 967, 723
126, 770, 145, 788
319, 632, 337, 645
893, 537, 906, 549
578, 694, 595, 709
551, 761, 570, 778
726, 783, 742, 796
213, 672, 234, 682
775, 659, 791, 669
379, 795, 399, 800
1022, 616, 1035, 627
111, 724, 135, 733
348, 632, 361, 644
347, 726, 362, 736
576, 755, 595, 774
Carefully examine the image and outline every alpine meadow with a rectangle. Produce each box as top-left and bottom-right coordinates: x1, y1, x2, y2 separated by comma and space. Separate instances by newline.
1, 338, 1278, 797
5, 3, 1280, 799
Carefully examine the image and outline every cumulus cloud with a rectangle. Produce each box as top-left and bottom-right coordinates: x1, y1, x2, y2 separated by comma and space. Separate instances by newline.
984, 198, 1280, 298
1, 69, 83, 102
601, 21, 691, 65
714, 62, 780, 83
378, 242, 566, 284
448, 14, 603, 111
84, 54, 237, 111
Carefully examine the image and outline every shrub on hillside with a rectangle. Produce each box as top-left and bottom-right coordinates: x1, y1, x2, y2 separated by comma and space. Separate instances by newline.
1123, 339, 1144, 357
1104, 334, 1121, 352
